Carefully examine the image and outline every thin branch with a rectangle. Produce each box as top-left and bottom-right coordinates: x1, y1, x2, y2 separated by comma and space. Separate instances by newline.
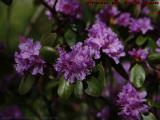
40, 0, 54, 15
25, 5, 44, 36
40, 0, 60, 24
53, 0, 58, 10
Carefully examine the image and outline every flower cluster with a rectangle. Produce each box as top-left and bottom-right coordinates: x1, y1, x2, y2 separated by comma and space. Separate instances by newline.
115, 12, 131, 27
128, 48, 149, 62
85, 20, 125, 64
129, 17, 153, 34
115, 13, 153, 34
96, 5, 119, 22
54, 42, 95, 83
45, 0, 81, 19
117, 83, 148, 120
56, 0, 81, 19
14, 37, 45, 75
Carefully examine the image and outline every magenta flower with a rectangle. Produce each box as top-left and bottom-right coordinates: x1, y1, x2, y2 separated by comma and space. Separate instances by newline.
85, 20, 125, 64
115, 13, 131, 27
54, 42, 95, 83
15, 37, 45, 75
156, 38, 160, 53
56, 0, 81, 19
96, 5, 120, 22
129, 17, 153, 34
128, 48, 149, 62
117, 83, 148, 120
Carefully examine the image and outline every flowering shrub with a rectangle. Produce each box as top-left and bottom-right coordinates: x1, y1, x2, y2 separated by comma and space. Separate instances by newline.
1, 0, 160, 120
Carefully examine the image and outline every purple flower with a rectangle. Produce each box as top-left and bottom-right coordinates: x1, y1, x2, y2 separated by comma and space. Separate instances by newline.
117, 83, 148, 120
97, 106, 110, 120
54, 42, 95, 83
85, 20, 125, 64
96, 5, 120, 22
129, 17, 153, 34
115, 13, 131, 27
15, 37, 45, 75
0, 105, 23, 120
56, 0, 82, 19
156, 38, 160, 53
142, 7, 150, 15
128, 48, 149, 62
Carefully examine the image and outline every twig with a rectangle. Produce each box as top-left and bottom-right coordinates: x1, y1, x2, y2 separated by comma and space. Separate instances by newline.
25, 5, 44, 36
40, 0, 61, 27
40, 0, 54, 15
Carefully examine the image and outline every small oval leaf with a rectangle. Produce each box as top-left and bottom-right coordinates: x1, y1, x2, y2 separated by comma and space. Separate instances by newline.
136, 36, 147, 46
41, 33, 57, 46
64, 29, 76, 47
74, 81, 83, 98
18, 75, 34, 95
85, 77, 102, 97
58, 77, 73, 100
148, 53, 160, 62
142, 113, 157, 120
97, 63, 105, 83
40, 46, 58, 63
130, 64, 146, 88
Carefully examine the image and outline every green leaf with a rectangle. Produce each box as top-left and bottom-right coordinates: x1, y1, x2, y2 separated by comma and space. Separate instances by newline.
18, 75, 34, 95
147, 38, 156, 52
136, 36, 147, 46
40, 46, 58, 64
64, 29, 76, 47
148, 53, 160, 62
0, 0, 13, 5
41, 33, 57, 46
33, 98, 48, 119
45, 80, 59, 91
85, 63, 105, 97
148, 99, 160, 109
58, 77, 74, 100
130, 64, 146, 88
97, 63, 105, 83
74, 81, 83, 98
85, 77, 102, 97
142, 113, 157, 120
